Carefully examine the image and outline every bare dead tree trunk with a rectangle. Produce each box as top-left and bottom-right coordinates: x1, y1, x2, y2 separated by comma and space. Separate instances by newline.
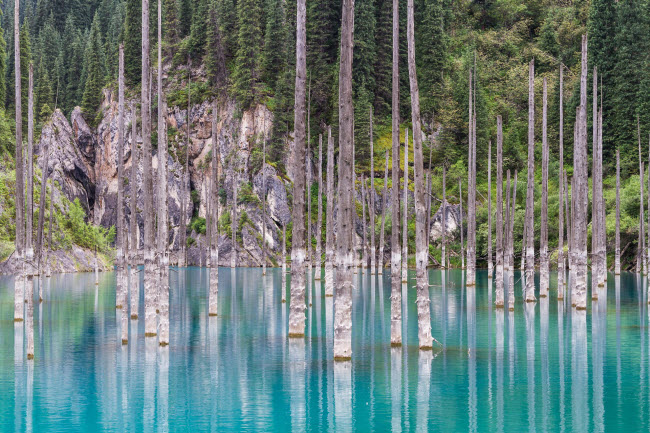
505, 169, 510, 274
290, 0, 308, 338
158, 94, 170, 344
370, 108, 376, 274
488, 140, 493, 277
595, 77, 605, 294
231, 170, 238, 268
179, 59, 191, 267
592, 67, 599, 294
141, 0, 156, 337
565, 170, 571, 273
599, 90, 606, 287
402, 129, 409, 282
573, 35, 589, 310
390, 0, 402, 346
262, 117, 268, 276
315, 133, 323, 279
524, 59, 536, 303
639, 118, 644, 274
558, 65, 565, 298
495, 116, 504, 307
466, 67, 475, 286
407, 0, 434, 349
441, 166, 446, 269
379, 150, 389, 274
282, 222, 287, 302
14, 0, 24, 322
209, 99, 219, 317
362, 176, 368, 268
325, 126, 335, 295
616, 149, 621, 275
116, 45, 126, 315
539, 77, 549, 297
129, 102, 139, 319
25, 63, 35, 307
459, 178, 464, 270
307, 74, 312, 273
334, 0, 354, 360
508, 170, 517, 311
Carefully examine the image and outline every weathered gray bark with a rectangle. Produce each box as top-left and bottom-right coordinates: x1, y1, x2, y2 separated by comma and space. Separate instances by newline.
369, 108, 376, 274
592, 67, 599, 292
379, 151, 389, 273
14, 0, 24, 322
307, 75, 312, 272
142, 0, 156, 337
558, 65, 565, 298
616, 149, 621, 275
495, 116, 504, 307
116, 45, 126, 313
459, 178, 464, 270
639, 118, 644, 274
25, 63, 35, 305
334, 0, 354, 360
290, 0, 308, 338
315, 133, 323, 279
573, 35, 589, 310
262, 117, 268, 276
407, 0, 434, 349
157, 0, 168, 343
508, 171, 517, 311
208, 99, 219, 317
441, 166, 446, 268
129, 102, 139, 319
325, 126, 335, 295
524, 59, 536, 303
402, 129, 408, 282
488, 140, 493, 277
466, 68, 476, 286
390, 0, 402, 346
231, 170, 238, 268
594, 77, 605, 294
565, 170, 571, 273
505, 170, 510, 274
599, 94, 606, 287
282, 223, 287, 302
539, 77, 549, 297
362, 176, 368, 269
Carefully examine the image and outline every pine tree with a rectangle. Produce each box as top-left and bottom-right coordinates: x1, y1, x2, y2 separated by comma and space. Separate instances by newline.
231, 0, 263, 109
123, 0, 141, 86
81, 14, 105, 124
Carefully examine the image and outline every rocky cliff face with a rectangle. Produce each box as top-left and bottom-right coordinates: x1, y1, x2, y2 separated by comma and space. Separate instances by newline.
34, 92, 462, 267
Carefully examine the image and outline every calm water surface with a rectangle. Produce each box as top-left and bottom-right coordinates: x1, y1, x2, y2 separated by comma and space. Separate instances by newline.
0, 268, 648, 432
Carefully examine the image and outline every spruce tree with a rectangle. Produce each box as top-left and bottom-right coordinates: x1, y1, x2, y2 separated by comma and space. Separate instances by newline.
416, 0, 446, 118
35, 60, 53, 121
123, 0, 141, 86
231, 0, 263, 109
204, 1, 227, 91
217, 0, 238, 62
178, 0, 192, 37
81, 14, 105, 124
164, 0, 180, 55
262, 0, 286, 91
188, 0, 208, 56
373, 0, 391, 117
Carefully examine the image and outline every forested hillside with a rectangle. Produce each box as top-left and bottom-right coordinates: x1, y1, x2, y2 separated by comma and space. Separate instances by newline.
0, 0, 649, 268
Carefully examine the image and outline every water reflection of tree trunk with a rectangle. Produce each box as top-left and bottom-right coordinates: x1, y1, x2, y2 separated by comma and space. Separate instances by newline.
289, 339, 306, 432
540, 297, 549, 431
144, 339, 156, 432
558, 300, 566, 432
334, 361, 352, 432
496, 308, 504, 433
467, 286, 476, 432
571, 309, 588, 432
158, 346, 169, 432
525, 302, 535, 430
615, 276, 621, 415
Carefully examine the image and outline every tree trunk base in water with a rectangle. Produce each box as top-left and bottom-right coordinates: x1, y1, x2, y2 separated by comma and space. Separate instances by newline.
131, 314, 138, 319
145, 332, 157, 337
539, 293, 547, 298
159, 341, 169, 347
334, 356, 352, 362
208, 313, 218, 316
390, 342, 402, 347
508, 307, 514, 312
121, 339, 128, 345
116, 305, 122, 309
495, 303, 504, 308
592, 293, 598, 300
557, 295, 564, 300
466, 282, 476, 287
14, 318, 23, 322
324, 294, 333, 298
576, 306, 587, 311
288, 333, 304, 338
525, 298, 537, 303
419, 346, 433, 351
27, 354, 34, 360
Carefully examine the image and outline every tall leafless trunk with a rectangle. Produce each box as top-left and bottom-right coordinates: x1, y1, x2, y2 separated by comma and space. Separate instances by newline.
362, 176, 368, 268
379, 150, 388, 274
116, 45, 126, 314
495, 116, 504, 307
594, 76, 605, 294
558, 65, 565, 298
524, 59, 536, 303
14, 0, 24, 322
390, 0, 402, 346
599, 91, 606, 286
289, 0, 307, 338
441, 166, 446, 269
459, 178, 464, 270
262, 118, 268, 276
25, 63, 35, 305
307, 74, 312, 273
369, 108, 376, 274
573, 35, 589, 310
639, 118, 644, 274
616, 149, 621, 275
282, 222, 287, 302
407, 0, 434, 349
325, 127, 335, 295
141, 0, 156, 337
540, 77, 549, 297
505, 169, 510, 274
231, 170, 238, 268
402, 129, 408, 282
208, 100, 219, 317
129, 102, 139, 319
315, 133, 323, 279
180, 59, 191, 267
488, 140, 493, 277
467, 68, 476, 286
565, 170, 571, 273
508, 170, 517, 311
334, 0, 354, 359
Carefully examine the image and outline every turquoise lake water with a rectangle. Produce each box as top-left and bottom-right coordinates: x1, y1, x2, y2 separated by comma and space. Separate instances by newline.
0, 268, 648, 432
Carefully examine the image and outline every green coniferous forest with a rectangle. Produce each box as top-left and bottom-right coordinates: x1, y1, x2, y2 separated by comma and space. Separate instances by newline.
0, 0, 649, 269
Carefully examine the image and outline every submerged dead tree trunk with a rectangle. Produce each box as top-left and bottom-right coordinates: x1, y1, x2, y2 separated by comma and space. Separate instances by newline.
573, 35, 589, 310
26, 63, 35, 308
362, 176, 368, 268
524, 59, 536, 303
558, 65, 565, 298
129, 102, 139, 319
495, 116, 504, 307
441, 166, 446, 268
466, 68, 476, 286
616, 149, 621, 275
180, 61, 191, 267
639, 118, 644, 274
14, 0, 24, 322
508, 171, 517, 311
390, 0, 402, 346
209, 100, 219, 317
262, 119, 268, 276
459, 178, 464, 270
289, 0, 307, 338
370, 108, 376, 274
142, 0, 156, 337
231, 171, 238, 268
402, 129, 409, 282
334, 0, 354, 360
379, 151, 389, 274
488, 140, 493, 277
325, 127, 335, 296
116, 45, 126, 312
407, 0, 433, 349
540, 77, 549, 297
